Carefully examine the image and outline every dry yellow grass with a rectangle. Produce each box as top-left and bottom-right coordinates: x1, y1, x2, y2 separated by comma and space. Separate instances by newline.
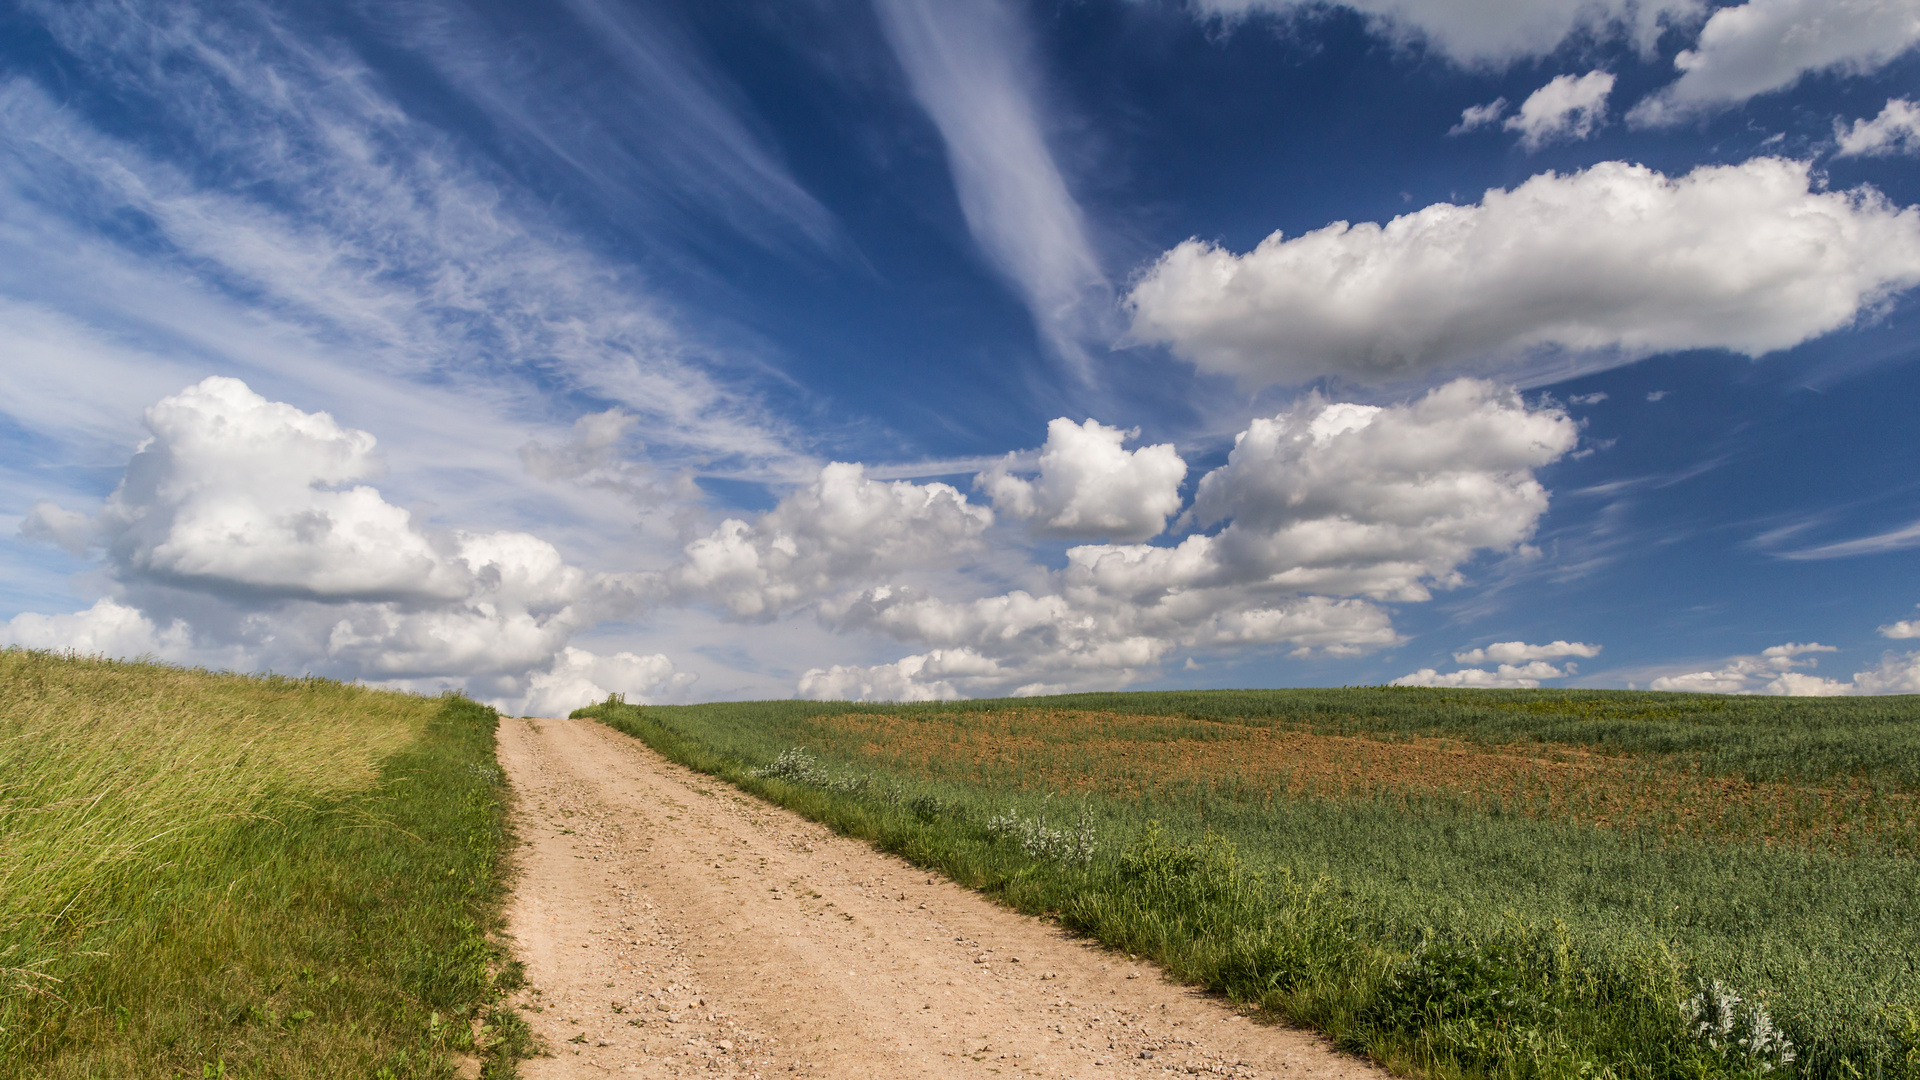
0, 648, 436, 999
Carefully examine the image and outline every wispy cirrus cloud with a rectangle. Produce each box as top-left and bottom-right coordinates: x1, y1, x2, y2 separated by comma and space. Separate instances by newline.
1776, 518, 1920, 560
873, 0, 1109, 368
388, 0, 843, 259
2, 2, 811, 478
0, 0, 838, 683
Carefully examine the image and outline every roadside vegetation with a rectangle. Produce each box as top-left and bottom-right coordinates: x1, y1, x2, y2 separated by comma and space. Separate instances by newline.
0, 649, 530, 1079
575, 689, 1920, 1080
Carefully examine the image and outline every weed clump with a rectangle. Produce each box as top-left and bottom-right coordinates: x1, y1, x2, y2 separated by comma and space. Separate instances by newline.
984, 802, 1098, 865
752, 746, 871, 795
754, 746, 832, 785
1681, 979, 1797, 1074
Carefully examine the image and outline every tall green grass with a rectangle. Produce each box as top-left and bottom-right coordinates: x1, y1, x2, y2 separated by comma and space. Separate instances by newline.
0, 649, 530, 1079
574, 690, 1920, 1080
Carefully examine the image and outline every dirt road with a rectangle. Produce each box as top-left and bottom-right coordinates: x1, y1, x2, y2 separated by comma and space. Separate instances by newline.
496, 715, 1386, 1080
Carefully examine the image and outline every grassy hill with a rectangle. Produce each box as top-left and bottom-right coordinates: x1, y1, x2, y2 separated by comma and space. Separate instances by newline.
0, 649, 528, 1079
577, 688, 1920, 1080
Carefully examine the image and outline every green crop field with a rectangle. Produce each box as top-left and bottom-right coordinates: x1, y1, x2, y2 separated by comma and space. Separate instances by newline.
0, 649, 530, 1079
576, 688, 1920, 1080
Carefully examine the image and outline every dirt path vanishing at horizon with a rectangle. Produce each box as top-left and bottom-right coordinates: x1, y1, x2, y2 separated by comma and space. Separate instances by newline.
495, 715, 1389, 1080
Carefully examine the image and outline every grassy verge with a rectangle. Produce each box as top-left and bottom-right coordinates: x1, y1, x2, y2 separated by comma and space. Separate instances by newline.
574, 690, 1920, 1080
0, 649, 532, 1079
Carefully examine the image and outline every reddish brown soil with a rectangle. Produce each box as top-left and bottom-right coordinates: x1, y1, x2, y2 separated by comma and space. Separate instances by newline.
813, 710, 1914, 852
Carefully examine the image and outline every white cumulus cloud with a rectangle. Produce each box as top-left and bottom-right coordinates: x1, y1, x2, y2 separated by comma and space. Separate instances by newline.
975, 419, 1187, 542
515, 646, 697, 717
67, 377, 467, 603
1850, 651, 1920, 693
1450, 98, 1508, 134
1505, 71, 1615, 150
1454, 639, 1602, 663
1650, 642, 1845, 694
796, 650, 984, 703
1394, 638, 1597, 687
811, 593, 1399, 700
802, 380, 1572, 700
1127, 157, 1920, 385
1180, 381, 1578, 601
1835, 98, 1920, 157
1880, 614, 1920, 638
1631, 0, 1920, 125
14, 378, 659, 691
1393, 660, 1570, 688
0, 598, 192, 660
667, 463, 994, 619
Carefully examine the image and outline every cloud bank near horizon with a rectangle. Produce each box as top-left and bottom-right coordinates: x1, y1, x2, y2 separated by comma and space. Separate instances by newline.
11, 375, 1583, 706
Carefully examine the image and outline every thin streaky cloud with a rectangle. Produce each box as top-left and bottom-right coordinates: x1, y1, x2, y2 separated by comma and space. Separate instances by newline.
0, 32, 805, 476
873, 0, 1109, 370
860, 454, 1035, 482
395, 0, 842, 258
1779, 518, 1920, 560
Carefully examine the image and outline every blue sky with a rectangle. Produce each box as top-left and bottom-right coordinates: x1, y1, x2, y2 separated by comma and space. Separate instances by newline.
3, 0, 1920, 709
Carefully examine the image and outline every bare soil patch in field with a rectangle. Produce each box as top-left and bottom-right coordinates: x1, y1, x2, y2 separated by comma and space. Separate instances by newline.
814, 710, 1916, 852
496, 715, 1387, 1079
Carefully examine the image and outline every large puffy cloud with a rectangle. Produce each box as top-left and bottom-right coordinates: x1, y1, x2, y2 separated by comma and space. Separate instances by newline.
797, 649, 981, 703
975, 419, 1187, 542
1630, 0, 1920, 125
1127, 158, 1920, 386
14, 378, 657, 692
1178, 381, 1578, 601
667, 463, 993, 619
1836, 98, 1920, 157
53, 377, 469, 603
801, 381, 1573, 699
1185, 0, 1699, 66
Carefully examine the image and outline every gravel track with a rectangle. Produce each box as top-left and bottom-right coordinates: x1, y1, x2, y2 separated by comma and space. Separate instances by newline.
497, 714, 1387, 1080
